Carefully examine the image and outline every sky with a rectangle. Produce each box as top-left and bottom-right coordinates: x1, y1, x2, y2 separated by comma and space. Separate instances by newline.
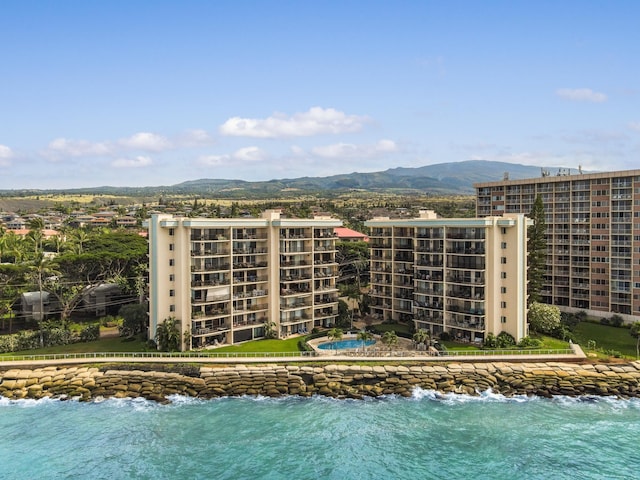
1, 0, 639, 189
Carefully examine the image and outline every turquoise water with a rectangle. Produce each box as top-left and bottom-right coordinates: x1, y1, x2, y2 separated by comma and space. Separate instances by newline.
1, 390, 639, 479
318, 339, 376, 350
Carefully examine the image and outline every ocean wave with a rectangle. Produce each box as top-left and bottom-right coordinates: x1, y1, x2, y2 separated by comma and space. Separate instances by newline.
0, 395, 62, 408
409, 387, 640, 407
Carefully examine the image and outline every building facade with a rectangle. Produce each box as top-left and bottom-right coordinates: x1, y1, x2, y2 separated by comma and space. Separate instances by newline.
148, 211, 341, 350
365, 211, 529, 343
475, 169, 640, 320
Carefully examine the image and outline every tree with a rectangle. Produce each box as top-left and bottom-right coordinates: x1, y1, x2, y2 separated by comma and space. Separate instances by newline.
412, 329, 430, 350
527, 302, 561, 334
327, 327, 343, 354
327, 327, 343, 342
527, 195, 546, 306
263, 321, 277, 339
630, 322, 640, 359
155, 317, 180, 351
119, 303, 147, 338
356, 329, 373, 352
381, 330, 398, 350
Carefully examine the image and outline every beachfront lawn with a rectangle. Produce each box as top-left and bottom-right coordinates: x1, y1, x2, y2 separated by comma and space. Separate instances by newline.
0, 335, 149, 356
572, 322, 636, 357
211, 337, 304, 353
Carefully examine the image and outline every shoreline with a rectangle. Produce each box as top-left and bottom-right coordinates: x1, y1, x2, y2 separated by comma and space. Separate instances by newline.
1, 360, 639, 403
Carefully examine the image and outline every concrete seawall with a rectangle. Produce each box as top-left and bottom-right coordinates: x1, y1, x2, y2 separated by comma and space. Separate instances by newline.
2, 361, 640, 402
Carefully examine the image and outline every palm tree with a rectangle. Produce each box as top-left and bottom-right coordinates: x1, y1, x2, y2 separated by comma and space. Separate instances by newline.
70, 229, 90, 254
412, 329, 430, 351
46, 234, 66, 254
29, 253, 59, 346
381, 330, 398, 351
25, 229, 44, 257
327, 327, 344, 342
630, 322, 640, 360
345, 284, 362, 331
263, 320, 277, 339
327, 327, 343, 353
156, 317, 181, 351
356, 329, 373, 352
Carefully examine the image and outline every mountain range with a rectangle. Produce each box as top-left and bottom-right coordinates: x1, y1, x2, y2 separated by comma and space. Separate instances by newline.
3, 161, 583, 198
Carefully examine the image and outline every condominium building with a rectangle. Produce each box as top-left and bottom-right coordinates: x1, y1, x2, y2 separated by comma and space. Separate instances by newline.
365, 211, 530, 343
475, 169, 640, 319
147, 210, 341, 350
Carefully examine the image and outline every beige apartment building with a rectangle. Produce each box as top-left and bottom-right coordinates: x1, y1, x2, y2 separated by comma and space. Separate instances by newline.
365, 211, 530, 343
148, 211, 341, 350
475, 169, 640, 320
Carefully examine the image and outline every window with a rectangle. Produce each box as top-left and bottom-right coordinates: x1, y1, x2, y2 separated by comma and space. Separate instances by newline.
169, 259, 174, 266
501, 242, 507, 249
502, 228, 507, 235
501, 287, 507, 294
169, 243, 174, 251
501, 316, 507, 323
169, 228, 174, 236
501, 272, 507, 279
169, 274, 175, 282
169, 305, 175, 312
169, 289, 175, 297
501, 257, 507, 264
500, 301, 507, 308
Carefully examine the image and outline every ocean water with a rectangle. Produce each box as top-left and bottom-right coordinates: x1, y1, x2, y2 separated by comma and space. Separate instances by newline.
1, 390, 639, 480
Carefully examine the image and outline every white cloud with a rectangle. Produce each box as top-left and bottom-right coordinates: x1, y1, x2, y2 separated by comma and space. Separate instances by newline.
47, 138, 111, 157
178, 129, 214, 146
118, 132, 172, 151
0, 144, 13, 158
629, 122, 640, 132
234, 146, 265, 162
0, 144, 13, 166
311, 139, 398, 158
556, 88, 607, 103
111, 155, 153, 168
219, 107, 370, 138
197, 146, 266, 166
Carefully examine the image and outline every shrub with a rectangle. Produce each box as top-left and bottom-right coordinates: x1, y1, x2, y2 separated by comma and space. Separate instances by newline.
610, 314, 624, 328
575, 310, 588, 322
496, 332, 516, 348
528, 302, 561, 334
604, 349, 623, 358
561, 312, 580, 329
439, 331, 451, 341
551, 324, 576, 342
483, 332, 498, 349
79, 324, 100, 342
517, 336, 542, 348
600, 317, 610, 326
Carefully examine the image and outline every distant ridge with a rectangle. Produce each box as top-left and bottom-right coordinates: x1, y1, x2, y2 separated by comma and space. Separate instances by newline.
0, 160, 586, 197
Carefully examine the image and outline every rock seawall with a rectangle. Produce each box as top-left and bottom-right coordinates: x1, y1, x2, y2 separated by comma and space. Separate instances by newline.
1, 362, 640, 402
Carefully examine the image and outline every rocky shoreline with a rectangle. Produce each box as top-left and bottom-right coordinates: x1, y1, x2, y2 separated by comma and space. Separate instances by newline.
1, 361, 640, 402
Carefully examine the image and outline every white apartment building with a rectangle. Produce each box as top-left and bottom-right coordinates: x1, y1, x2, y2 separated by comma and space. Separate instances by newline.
148, 210, 341, 350
365, 211, 530, 343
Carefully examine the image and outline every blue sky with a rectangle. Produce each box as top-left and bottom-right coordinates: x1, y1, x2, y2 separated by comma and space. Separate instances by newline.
1, 0, 639, 189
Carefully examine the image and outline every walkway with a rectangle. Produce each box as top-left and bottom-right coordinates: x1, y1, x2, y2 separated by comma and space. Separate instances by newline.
0, 344, 586, 367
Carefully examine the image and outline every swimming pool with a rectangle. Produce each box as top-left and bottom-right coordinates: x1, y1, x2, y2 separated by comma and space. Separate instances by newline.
317, 339, 376, 350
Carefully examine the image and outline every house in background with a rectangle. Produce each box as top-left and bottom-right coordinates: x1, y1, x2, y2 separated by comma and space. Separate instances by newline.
16, 291, 55, 322
334, 227, 369, 242
81, 283, 129, 317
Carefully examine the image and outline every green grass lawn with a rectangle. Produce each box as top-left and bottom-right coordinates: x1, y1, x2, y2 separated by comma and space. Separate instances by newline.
572, 322, 637, 357
0, 335, 149, 356
211, 337, 304, 353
